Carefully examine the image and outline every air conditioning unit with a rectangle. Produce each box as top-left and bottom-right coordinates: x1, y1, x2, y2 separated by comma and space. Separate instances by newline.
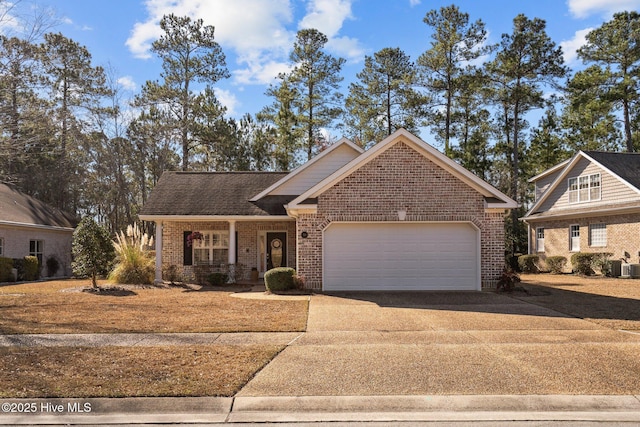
631, 264, 640, 278
621, 263, 631, 278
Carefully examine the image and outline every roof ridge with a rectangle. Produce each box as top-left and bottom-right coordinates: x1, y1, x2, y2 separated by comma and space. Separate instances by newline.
171, 170, 289, 175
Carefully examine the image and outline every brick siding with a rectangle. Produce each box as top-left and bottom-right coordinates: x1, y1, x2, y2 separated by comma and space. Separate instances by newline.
297, 141, 506, 289
530, 213, 640, 271
161, 220, 296, 282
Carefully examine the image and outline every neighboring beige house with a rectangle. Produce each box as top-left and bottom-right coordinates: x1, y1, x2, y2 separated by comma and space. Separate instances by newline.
522, 151, 640, 270
0, 183, 76, 278
140, 129, 517, 291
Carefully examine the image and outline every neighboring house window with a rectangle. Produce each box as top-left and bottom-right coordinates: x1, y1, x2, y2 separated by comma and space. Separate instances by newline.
29, 240, 44, 265
569, 225, 580, 252
568, 173, 601, 203
193, 231, 229, 266
589, 223, 607, 247
0, 237, 3, 256
536, 228, 545, 252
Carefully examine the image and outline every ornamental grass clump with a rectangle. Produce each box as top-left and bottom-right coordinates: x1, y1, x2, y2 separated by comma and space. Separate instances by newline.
109, 223, 155, 285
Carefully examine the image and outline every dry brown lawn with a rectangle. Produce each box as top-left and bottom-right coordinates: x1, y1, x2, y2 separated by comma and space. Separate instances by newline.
0, 279, 309, 334
0, 344, 283, 398
517, 274, 640, 331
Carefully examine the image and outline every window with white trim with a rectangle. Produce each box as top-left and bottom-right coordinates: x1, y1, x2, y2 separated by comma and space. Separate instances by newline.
536, 228, 545, 252
29, 240, 43, 265
569, 225, 580, 252
193, 231, 229, 266
589, 223, 607, 247
568, 173, 600, 203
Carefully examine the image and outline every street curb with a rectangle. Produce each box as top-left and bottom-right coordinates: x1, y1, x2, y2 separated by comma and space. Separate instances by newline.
1, 395, 639, 424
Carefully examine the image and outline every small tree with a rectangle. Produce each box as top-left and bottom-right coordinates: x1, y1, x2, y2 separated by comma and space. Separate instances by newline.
72, 217, 115, 288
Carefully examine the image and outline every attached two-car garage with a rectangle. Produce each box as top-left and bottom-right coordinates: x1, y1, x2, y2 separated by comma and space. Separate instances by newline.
323, 222, 480, 291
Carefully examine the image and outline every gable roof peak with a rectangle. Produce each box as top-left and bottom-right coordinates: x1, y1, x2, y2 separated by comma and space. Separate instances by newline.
286, 128, 517, 213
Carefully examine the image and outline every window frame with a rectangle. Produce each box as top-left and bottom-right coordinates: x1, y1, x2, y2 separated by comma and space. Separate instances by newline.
536, 227, 545, 253
589, 223, 607, 247
0, 237, 3, 256
29, 239, 44, 265
569, 225, 580, 252
568, 173, 601, 204
192, 230, 229, 266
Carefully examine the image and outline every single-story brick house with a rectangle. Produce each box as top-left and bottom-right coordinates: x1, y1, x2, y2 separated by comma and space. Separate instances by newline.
522, 150, 640, 270
140, 129, 517, 291
0, 183, 76, 278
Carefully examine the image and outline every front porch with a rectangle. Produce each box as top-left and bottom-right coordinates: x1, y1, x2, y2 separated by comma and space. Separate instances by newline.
153, 219, 297, 284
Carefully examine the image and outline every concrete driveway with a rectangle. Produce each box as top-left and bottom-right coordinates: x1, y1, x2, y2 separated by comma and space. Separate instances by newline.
238, 291, 640, 396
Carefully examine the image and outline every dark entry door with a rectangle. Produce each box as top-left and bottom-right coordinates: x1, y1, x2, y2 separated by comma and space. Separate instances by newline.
266, 232, 287, 270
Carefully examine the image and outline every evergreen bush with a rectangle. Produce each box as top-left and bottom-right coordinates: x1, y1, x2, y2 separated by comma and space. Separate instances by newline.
23, 256, 39, 281
545, 256, 567, 274
570, 252, 595, 275
0, 257, 13, 282
264, 267, 296, 292
518, 254, 540, 273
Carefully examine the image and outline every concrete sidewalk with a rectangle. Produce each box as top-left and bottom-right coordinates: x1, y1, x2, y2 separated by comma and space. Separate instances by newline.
1, 395, 640, 425
0, 332, 302, 347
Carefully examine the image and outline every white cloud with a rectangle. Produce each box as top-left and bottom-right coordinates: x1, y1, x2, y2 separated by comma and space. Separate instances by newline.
567, 0, 640, 18
327, 35, 365, 63
298, 0, 364, 62
126, 0, 365, 84
560, 27, 593, 65
117, 76, 137, 91
214, 88, 240, 116
234, 57, 291, 85
409, 0, 421, 6
126, 0, 293, 66
299, 0, 353, 38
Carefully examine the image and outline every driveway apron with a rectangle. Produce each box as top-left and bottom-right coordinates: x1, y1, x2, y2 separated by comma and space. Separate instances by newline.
237, 291, 640, 396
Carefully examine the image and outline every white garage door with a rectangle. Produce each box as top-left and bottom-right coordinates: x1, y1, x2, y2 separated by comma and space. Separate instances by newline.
323, 222, 479, 291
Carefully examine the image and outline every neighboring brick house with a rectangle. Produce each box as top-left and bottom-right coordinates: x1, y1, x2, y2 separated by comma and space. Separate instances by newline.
0, 183, 77, 278
140, 129, 517, 291
522, 151, 640, 271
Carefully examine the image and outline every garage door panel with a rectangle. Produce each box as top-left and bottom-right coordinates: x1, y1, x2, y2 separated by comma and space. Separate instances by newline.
323, 222, 479, 291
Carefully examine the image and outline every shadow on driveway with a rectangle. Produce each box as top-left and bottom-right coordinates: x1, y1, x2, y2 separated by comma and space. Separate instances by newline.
512, 283, 640, 329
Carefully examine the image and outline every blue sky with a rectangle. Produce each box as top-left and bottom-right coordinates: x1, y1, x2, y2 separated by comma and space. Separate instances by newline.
3, 0, 640, 138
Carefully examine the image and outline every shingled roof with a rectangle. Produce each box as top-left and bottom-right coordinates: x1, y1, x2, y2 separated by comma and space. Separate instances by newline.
585, 151, 640, 191
0, 183, 77, 228
140, 171, 292, 216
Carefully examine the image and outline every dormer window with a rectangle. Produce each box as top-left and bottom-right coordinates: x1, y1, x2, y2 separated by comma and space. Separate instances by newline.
568, 173, 600, 203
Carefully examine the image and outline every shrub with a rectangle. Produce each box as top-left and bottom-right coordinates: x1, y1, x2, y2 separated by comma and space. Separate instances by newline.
45, 256, 60, 277
23, 256, 39, 281
0, 257, 13, 282
109, 223, 155, 285
264, 267, 296, 292
12, 258, 24, 281
545, 256, 567, 274
571, 252, 595, 275
496, 269, 521, 293
518, 254, 540, 273
163, 264, 182, 284
592, 252, 614, 276
292, 274, 305, 290
207, 272, 228, 286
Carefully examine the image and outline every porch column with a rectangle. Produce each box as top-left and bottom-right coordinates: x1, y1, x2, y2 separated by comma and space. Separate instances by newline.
154, 220, 163, 284
228, 220, 236, 283
228, 220, 237, 264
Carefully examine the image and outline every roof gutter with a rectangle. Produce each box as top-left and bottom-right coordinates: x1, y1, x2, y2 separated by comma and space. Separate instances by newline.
139, 215, 294, 222
0, 220, 74, 232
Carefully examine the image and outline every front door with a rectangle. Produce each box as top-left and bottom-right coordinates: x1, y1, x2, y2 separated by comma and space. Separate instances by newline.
266, 232, 286, 270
